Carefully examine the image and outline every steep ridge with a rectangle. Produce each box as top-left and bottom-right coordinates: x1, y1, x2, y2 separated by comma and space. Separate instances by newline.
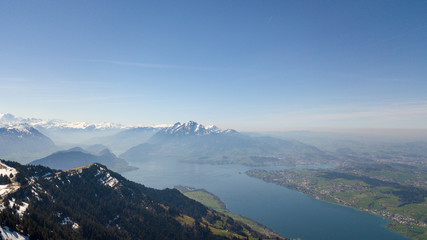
0, 160, 288, 240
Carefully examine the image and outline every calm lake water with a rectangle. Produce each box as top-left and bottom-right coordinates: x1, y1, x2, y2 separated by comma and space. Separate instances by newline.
123, 160, 411, 240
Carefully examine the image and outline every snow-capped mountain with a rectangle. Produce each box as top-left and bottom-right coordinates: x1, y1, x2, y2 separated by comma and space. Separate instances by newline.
0, 124, 53, 141
159, 121, 237, 136
0, 113, 19, 123
0, 113, 168, 145
0, 113, 125, 130
0, 125, 57, 163
0, 124, 39, 137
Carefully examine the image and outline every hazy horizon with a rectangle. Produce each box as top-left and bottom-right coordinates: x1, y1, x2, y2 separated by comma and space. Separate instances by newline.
3, 112, 427, 137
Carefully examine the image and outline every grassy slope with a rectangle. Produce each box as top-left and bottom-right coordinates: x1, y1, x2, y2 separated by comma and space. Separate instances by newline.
175, 186, 287, 240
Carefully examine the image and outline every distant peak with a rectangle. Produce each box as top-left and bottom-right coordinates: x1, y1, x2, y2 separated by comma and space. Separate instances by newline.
0, 113, 18, 122
158, 121, 237, 136
99, 148, 116, 157
99, 148, 111, 153
1, 123, 40, 135
66, 147, 85, 152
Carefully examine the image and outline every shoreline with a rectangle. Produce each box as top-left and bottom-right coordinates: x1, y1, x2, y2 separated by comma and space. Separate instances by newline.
245, 169, 426, 240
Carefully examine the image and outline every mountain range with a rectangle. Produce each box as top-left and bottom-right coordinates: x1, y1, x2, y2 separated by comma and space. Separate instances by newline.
0, 160, 287, 240
0, 113, 126, 131
121, 122, 334, 166
1, 113, 336, 167
0, 113, 167, 147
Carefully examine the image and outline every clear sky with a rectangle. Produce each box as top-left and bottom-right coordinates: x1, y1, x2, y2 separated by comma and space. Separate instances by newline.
1, 0, 426, 131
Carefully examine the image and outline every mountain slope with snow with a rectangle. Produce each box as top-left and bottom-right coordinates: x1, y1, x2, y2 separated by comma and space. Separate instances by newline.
153, 121, 237, 138
0, 160, 284, 240
121, 121, 334, 166
0, 125, 57, 163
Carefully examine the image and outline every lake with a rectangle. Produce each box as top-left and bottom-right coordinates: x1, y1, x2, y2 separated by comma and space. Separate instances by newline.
123, 159, 411, 240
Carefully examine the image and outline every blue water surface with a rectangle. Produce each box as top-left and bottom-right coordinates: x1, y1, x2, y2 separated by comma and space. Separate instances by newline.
123, 160, 411, 240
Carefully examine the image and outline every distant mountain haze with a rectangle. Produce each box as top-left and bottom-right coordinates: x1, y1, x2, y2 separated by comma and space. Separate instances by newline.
0, 113, 165, 147
0, 124, 57, 163
121, 121, 335, 166
86, 127, 160, 154
1, 114, 336, 167
29, 147, 136, 173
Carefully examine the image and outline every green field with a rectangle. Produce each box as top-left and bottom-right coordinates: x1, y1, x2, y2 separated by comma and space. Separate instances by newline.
175, 185, 285, 239
246, 169, 427, 240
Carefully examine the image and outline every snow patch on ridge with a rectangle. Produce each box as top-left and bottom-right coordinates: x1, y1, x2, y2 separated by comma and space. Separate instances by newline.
9, 199, 29, 216
58, 215, 80, 230
0, 163, 20, 198
94, 166, 120, 189
0, 226, 29, 240
99, 172, 119, 188
0, 162, 17, 177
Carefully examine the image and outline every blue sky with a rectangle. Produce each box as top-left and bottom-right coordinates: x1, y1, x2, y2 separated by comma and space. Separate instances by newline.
1, 1, 426, 131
